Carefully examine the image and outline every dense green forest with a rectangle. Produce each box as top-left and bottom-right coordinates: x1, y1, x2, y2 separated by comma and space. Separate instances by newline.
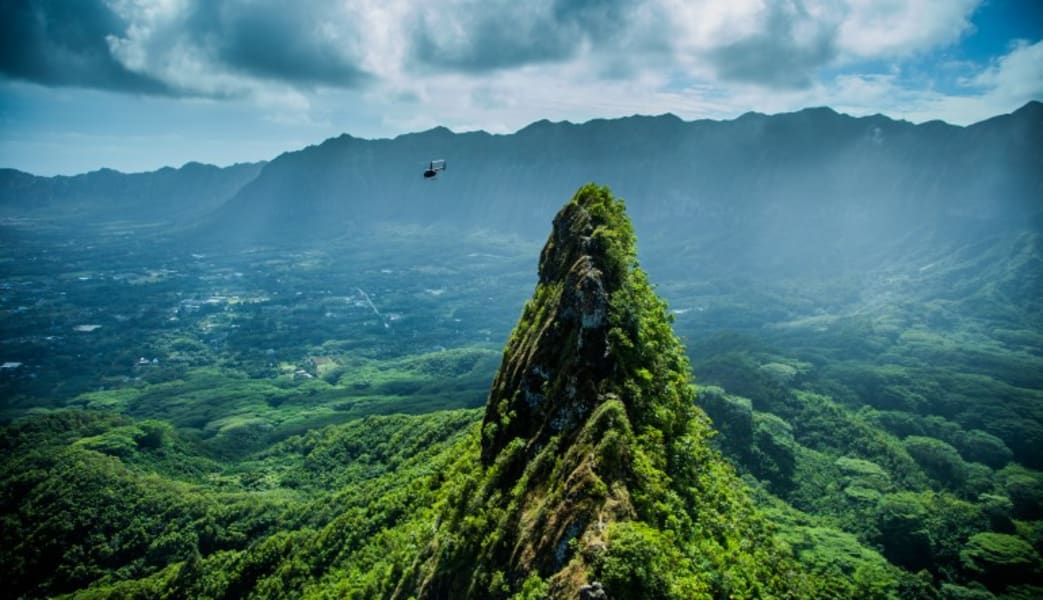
2, 178, 1042, 598
2, 0, 1042, 591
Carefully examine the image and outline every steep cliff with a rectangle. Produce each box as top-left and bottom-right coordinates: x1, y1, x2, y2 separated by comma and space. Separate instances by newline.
400, 184, 812, 599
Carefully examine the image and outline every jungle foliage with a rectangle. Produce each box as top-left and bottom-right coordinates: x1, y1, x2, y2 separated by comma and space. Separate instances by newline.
1, 182, 1041, 598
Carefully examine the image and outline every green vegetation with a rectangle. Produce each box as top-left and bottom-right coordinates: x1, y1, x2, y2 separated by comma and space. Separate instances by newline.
395, 185, 818, 598
2, 185, 1041, 597
680, 239, 1043, 597
1, 406, 480, 598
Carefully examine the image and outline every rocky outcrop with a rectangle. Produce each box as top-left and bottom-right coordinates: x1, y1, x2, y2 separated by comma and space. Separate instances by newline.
404, 184, 812, 599
579, 581, 607, 599
481, 195, 620, 466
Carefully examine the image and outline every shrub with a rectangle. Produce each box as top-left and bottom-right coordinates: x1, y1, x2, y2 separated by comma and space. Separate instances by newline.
695, 386, 753, 455
749, 413, 797, 493
955, 430, 1013, 469
1002, 468, 1043, 520
593, 522, 705, 600
959, 532, 1040, 590
876, 492, 933, 571
904, 436, 969, 489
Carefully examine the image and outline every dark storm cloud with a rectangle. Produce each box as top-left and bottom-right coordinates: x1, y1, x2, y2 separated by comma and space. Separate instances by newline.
708, 2, 838, 90
408, 0, 835, 88
185, 1, 369, 88
410, 0, 634, 73
1, 0, 861, 98
0, 0, 368, 96
0, 0, 172, 94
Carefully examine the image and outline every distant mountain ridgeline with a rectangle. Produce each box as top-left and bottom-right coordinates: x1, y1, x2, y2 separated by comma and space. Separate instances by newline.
204, 102, 1041, 269
0, 161, 264, 229
3, 102, 1040, 275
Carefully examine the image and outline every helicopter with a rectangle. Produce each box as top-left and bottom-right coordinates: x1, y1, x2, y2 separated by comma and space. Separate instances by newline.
423, 159, 446, 179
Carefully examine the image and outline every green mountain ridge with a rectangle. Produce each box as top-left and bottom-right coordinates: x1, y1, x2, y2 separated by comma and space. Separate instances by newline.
401, 184, 811, 598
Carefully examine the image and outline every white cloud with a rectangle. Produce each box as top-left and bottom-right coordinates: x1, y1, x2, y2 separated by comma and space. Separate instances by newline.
839, 39, 1043, 124
970, 39, 1043, 105
720, 38, 1043, 127
353, 0, 993, 133
836, 0, 979, 59
343, 1, 992, 131
91, 0, 987, 99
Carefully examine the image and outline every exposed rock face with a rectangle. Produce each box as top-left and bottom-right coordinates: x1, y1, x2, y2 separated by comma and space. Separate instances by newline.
468, 186, 644, 595
579, 581, 607, 599
481, 197, 619, 466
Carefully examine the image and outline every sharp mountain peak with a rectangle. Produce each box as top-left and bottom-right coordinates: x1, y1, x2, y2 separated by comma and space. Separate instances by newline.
403, 184, 813, 599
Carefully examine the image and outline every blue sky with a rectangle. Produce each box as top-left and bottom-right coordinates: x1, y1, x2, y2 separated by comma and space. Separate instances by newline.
1, 0, 1041, 175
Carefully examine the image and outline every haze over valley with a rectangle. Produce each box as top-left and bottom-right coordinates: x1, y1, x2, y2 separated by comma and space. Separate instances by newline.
2, 1, 1042, 597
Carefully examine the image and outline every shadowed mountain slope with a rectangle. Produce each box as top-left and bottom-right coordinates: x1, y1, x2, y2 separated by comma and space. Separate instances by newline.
203, 103, 1042, 269
4, 104, 1038, 280
0, 161, 264, 227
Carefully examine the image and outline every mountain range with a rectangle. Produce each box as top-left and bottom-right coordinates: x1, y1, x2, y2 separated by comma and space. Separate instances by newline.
2, 104, 1042, 598
0, 161, 263, 228
3, 102, 1040, 278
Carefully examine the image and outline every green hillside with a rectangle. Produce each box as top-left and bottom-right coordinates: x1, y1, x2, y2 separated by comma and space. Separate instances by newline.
1, 184, 1041, 599
402, 184, 816, 598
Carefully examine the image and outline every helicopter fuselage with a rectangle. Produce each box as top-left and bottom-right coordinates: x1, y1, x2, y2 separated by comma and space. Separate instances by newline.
423, 159, 446, 179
